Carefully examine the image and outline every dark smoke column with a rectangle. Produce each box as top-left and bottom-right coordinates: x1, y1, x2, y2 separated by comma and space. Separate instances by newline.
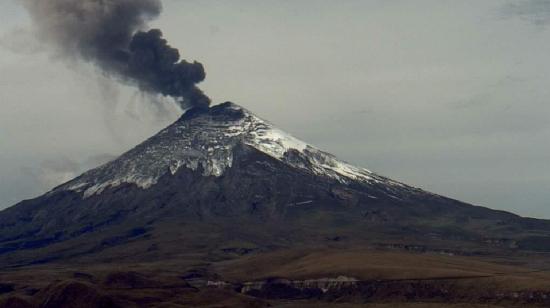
22, 0, 210, 111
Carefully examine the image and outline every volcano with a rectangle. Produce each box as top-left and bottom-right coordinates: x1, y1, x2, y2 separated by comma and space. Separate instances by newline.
4, 102, 550, 307
1, 102, 550, 267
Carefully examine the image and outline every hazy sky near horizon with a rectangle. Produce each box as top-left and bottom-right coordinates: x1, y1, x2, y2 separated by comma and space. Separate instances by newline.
1, 0, 550, 218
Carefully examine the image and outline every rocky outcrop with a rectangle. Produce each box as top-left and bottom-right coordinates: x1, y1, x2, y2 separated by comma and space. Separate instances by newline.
198, 275, 550, 306
240, 276, 359, 295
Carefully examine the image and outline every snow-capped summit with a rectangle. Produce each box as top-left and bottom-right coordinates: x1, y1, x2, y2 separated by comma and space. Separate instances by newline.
57, 102, 406, 198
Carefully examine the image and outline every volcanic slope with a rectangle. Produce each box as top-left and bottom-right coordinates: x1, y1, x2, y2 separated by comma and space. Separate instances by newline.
1, 102, 550, 266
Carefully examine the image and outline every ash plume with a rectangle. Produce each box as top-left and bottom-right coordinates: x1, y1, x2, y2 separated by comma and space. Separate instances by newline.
21, 0, 210, 110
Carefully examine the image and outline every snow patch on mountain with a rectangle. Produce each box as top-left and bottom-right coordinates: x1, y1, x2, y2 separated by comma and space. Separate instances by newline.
56, 102, 401, 198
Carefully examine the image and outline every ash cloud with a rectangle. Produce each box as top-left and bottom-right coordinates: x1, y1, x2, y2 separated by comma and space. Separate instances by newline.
21, 0, 210, 110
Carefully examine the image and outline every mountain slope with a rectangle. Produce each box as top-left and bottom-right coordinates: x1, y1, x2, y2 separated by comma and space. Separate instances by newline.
1, 102, 550, 266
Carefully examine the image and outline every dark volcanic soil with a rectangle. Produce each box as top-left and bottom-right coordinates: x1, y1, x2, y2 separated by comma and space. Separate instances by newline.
1, 248, 550, 307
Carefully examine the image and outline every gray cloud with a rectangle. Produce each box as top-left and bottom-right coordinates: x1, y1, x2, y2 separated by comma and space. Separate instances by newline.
0, 26, 40, 55
20, 154, 117, 194
502, 0, 550, 26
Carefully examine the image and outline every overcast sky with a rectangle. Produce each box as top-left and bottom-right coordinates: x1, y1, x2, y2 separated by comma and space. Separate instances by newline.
1, 0, 550, 218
